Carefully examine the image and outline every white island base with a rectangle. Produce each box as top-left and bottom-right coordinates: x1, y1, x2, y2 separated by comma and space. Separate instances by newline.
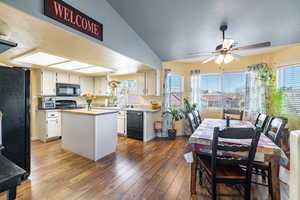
61, 109, 117, 161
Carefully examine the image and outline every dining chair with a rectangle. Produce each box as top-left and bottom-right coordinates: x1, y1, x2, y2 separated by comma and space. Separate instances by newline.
193, 110, 202, 125
252, 117, 288, 199
254, 113, 269, 132
198, 127, 261, 200
222, 109, 244, 120
186, 112, 199, 133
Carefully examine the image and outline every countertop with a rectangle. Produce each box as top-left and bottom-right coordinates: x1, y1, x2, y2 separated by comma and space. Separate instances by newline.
92, 107, 161, 113
61, 109, 118, 116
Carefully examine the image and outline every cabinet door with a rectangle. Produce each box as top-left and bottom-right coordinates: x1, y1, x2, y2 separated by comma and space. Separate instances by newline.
80, 76, 94, 94
117, 117, 125, 134
41, 70, 56, 96
146, 71, 156, 96
94, 76, 107, 96
56, 72, 69, 83
47, 118, 60, 138
69, 74, 80, 84
137, 72, 146, 96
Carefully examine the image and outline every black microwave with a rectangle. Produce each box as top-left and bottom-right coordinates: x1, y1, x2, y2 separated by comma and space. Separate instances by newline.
56, 83, 81, 96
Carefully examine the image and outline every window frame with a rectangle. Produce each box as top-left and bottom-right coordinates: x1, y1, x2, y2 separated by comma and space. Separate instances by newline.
196, 71, 248, 111
277, 64, 300, 115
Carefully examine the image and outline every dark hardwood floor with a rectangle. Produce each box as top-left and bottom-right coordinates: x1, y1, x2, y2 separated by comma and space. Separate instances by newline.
0, 137, 288, 200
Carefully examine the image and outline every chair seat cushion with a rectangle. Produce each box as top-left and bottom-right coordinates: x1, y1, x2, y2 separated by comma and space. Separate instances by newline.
199, 157, 246, 179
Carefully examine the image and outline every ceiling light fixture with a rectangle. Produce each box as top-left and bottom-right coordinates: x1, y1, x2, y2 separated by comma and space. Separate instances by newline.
223, 54, 234, 64
75, 66, 112, 74
215, 54, 224, 64
49, 61, 92, 70
13, 52, 69, 66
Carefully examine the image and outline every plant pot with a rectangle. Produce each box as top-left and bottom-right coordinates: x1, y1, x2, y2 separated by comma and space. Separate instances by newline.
168, 129, 177, 140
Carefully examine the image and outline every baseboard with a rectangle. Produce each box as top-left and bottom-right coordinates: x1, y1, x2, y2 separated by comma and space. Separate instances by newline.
31, 137, 39, 141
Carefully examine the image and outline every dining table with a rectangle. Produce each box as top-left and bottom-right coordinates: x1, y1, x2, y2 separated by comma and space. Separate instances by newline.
188, 118, 288, 200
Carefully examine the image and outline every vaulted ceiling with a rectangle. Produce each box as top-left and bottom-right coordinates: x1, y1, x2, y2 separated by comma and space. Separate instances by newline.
107, 0, 300, 61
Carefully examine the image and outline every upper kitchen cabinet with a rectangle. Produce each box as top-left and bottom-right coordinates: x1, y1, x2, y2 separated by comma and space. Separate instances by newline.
69, 74, 80, 85
94, 76, 108, 96
40, 70, 57, 96
137, 70, 160, 96
80, 76, 94, 94
56, 72, 69, 83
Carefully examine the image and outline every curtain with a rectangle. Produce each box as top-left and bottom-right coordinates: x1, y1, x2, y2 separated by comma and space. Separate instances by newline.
190, 69, 201, 107
248, 64, 266, 121
161, 68, 172, 137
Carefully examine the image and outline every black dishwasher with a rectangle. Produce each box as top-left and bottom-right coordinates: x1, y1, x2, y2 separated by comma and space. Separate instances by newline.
127, 111, 143, 140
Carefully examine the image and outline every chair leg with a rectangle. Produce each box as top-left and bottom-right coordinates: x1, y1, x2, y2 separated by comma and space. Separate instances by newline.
244, 182, 251, 200
268, 166, 273, 200
7, 187, 17, 200
212, 181, 217, 200
198, 168, 203, 185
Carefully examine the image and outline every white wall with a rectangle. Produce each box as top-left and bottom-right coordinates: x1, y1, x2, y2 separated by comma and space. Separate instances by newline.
0, 0, 162, 70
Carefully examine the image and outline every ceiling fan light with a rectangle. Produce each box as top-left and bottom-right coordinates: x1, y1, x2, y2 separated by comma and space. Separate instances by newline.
224, 54, 234, 64
215, 54, 224, 64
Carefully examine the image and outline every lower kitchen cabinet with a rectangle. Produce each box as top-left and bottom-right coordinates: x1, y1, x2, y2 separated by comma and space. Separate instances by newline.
38, 110, 61, 142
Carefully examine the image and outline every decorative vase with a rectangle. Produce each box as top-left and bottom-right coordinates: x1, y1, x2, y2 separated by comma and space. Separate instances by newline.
87, 103, 92, 111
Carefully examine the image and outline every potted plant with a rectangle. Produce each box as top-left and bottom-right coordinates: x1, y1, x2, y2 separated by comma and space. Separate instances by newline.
81, 93, 96, 111
163, 107, 184, 139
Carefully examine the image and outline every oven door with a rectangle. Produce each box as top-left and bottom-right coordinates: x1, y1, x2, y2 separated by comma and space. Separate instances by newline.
56, 83, 80, 96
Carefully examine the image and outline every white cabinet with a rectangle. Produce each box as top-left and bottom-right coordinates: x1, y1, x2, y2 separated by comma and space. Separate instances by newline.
117, 111, 126, 135
69, 74, 80, 84
137, 72, 146, 96
137, 70, 160, 96
38, 111, 61, 142
94, 76, 108, 96
56, 72, 69, 83
40, 70, 57, 96
80, 76, 94, 94
145, 70, 157, 96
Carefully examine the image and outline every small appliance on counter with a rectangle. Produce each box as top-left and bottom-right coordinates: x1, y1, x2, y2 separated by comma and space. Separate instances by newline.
39, 97, 56, 109
55, 100, 82, 109
56, 83, 80, 96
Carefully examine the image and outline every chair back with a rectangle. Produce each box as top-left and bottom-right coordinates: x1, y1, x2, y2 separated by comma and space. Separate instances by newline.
254, 113, 269, 131
186, 112, 199, 132
211, 127, 261, 179
264, 117, 288, 146
222, 109, 244, 120
193, 110, 202, 124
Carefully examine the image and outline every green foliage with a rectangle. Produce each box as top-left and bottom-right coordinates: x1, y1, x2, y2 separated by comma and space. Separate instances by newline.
163, 107, 185, 129
255, 64, 285, 116
183, 97, 198, 114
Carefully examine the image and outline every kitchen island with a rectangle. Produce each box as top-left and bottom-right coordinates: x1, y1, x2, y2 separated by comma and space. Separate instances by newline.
61, 109, 118, 161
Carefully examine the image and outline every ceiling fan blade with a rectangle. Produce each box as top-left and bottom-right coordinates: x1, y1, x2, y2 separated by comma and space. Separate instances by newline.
202, 56, 216, 64
231, 53, 243, 60
232, 41, 271, 51
222, 39, 235, 49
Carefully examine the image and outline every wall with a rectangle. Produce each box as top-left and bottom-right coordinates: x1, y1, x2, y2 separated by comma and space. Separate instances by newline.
0, 0, 162, 69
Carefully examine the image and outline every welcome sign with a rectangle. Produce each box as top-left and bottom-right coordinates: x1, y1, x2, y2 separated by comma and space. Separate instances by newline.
44, 0, 103, 41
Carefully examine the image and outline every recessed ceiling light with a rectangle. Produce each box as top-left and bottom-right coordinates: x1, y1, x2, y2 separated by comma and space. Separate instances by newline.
49, 61, 92, 70
13, 52, 69, 66
75, 66, 112, 74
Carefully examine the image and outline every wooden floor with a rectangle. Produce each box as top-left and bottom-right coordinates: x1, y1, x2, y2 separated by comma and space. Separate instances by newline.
0, 137, 288, 200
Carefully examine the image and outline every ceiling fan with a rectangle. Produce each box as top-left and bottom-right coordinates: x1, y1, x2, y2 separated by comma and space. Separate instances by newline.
201, 24, 271, 64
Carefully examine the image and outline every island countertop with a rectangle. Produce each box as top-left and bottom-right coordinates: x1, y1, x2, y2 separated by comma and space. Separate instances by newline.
61, 109, 118, 116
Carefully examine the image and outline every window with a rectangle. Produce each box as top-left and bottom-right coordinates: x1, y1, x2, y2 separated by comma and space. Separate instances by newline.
168, 75, 184, 108
117, 80, 139, 104
279, 65, 300, 114
196, 72, 247, 110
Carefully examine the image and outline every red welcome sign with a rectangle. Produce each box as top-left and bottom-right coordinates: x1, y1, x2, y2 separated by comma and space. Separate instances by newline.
44, 0, 103, 41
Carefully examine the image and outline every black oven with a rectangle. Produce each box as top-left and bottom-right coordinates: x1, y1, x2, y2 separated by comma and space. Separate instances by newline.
56, 83, 80, 96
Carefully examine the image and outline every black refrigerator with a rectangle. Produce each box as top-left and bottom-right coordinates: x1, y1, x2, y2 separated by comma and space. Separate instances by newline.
0, 66, 31, 178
